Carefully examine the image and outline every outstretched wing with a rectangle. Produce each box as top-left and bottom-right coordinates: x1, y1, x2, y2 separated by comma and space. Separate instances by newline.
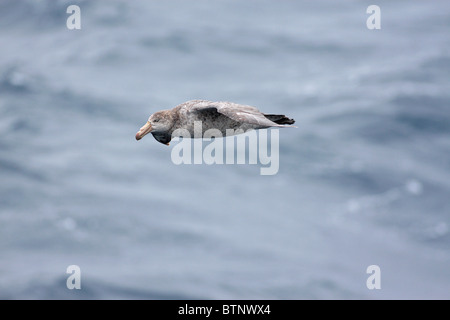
187, 100, 282, 127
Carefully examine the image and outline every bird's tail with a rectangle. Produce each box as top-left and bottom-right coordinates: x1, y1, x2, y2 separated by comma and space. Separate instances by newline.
263, 114, 295, 125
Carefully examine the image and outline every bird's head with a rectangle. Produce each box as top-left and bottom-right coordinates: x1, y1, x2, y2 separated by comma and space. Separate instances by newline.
135, 111, 173, 142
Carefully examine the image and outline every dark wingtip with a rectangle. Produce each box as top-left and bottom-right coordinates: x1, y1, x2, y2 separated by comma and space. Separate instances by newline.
283, 118, 295, 125
263, 114, 295, 125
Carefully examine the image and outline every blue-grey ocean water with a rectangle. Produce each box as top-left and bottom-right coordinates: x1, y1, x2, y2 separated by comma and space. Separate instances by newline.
0, 0, 449, 299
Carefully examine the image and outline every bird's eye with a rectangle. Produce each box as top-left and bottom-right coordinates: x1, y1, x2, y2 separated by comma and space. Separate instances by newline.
154, 118, 160, 123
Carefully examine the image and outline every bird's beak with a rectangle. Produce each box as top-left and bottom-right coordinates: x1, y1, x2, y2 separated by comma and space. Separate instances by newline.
135, 121, 152, 141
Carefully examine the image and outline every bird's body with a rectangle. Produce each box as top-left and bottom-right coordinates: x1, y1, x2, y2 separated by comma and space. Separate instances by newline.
135, 99, 295, 145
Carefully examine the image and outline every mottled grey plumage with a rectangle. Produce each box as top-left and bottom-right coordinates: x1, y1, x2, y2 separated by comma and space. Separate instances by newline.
135, 99, 295, 145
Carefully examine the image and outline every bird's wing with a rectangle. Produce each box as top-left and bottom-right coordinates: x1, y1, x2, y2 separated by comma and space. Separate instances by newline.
188, 100, 280, 127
